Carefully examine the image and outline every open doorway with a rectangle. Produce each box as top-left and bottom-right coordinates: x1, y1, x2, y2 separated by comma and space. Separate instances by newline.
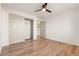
37, 21, 46, 39
9, 14, 33, 44
24, 18, 33, 40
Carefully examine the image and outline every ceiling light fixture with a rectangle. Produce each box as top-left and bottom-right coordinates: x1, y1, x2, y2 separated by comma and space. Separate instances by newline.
42, 8, 46, 11
34, 3, 52, 13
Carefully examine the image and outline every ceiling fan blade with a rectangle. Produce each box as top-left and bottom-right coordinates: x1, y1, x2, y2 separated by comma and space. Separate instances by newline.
34, 9, 42, 12
46, 9, 52, 13
42, 3, 48, 8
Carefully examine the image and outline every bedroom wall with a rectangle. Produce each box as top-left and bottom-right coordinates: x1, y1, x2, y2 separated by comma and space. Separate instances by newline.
0, 4, 2, 54
1, 7, 9, 47
0, 4, 8, 53
45, 8, 79, 46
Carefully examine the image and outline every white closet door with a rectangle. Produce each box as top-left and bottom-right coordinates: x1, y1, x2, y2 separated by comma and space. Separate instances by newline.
9, 14, 31, 44
24, 20, 31, 39
9, 14, 25, 44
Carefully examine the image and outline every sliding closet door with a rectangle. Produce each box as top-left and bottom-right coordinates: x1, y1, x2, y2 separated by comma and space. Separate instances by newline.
9, 14, 25, 44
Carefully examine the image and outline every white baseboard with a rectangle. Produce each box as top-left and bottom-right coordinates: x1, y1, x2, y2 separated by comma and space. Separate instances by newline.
46, 37, 79, 46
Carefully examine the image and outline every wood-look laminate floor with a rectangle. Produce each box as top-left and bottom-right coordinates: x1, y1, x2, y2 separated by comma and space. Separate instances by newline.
1, 39, 79, 56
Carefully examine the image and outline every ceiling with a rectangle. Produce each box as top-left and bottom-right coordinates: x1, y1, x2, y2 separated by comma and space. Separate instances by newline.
2, 3, 79, 19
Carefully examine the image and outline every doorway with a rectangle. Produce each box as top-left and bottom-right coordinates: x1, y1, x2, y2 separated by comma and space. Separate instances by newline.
37, 21, 46, 39
24, 18, 33, 40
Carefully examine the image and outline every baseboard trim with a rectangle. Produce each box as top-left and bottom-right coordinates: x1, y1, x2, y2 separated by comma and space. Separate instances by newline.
46, 37, 79, 46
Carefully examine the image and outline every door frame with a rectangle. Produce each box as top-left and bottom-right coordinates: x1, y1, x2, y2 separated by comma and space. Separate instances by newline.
24, 18, 33, 39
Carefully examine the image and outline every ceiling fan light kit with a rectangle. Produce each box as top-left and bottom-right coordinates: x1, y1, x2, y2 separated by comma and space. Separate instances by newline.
42, 8, 46, 11
34, 3, 52, 13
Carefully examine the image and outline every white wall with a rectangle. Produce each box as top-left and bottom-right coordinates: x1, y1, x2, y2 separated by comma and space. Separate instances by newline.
46, 8, 79, 46
0, 4, 8, 53
0, 4, 2, 54
1, 5, 38, 47
1, 8, 9, 46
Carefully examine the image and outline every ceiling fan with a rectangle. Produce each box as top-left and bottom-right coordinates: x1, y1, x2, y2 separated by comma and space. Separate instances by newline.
34, 3, 52, 13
